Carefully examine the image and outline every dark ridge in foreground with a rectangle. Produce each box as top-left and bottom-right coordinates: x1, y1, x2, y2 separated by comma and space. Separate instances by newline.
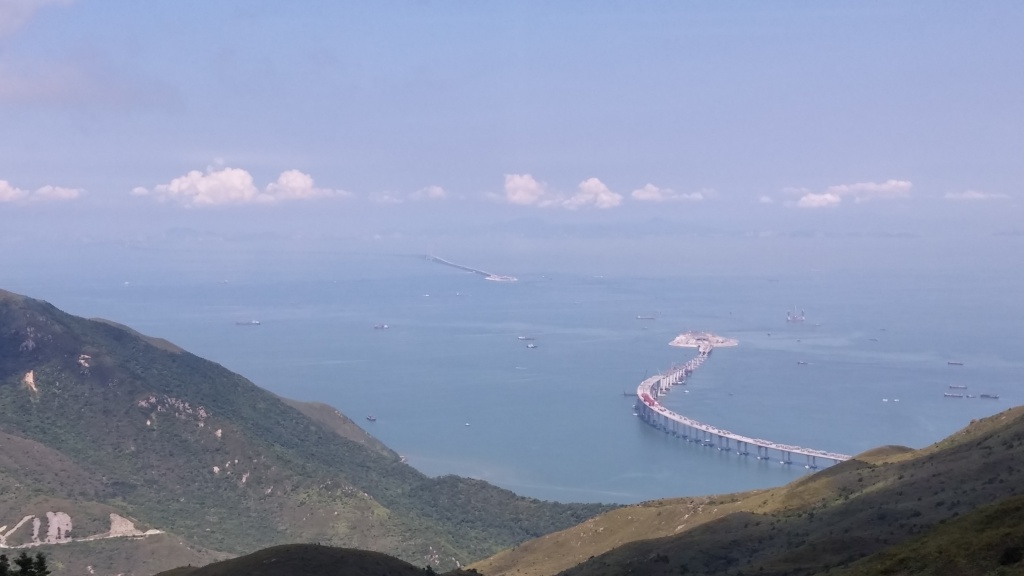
155, 544, 478, 576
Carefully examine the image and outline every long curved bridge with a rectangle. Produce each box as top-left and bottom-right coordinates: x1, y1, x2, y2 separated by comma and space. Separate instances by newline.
635, 334, 851, 468
425, 255, 517, 282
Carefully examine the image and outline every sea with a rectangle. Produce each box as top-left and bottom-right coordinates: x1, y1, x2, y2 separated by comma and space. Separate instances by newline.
6, 237, 1023, 504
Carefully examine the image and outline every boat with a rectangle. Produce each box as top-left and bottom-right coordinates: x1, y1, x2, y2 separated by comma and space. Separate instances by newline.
943, 393, 964, 398
949, 385, 968, 389
635, 315, 656, 320
517, 336, 535, 341
373, 324, 390, 330
796, 361, 808, 365
980, 394, 1000, 399
235, 320, 261, 326
786, 307, 806, 323
526, 343, 538, 349
366, 415, 377, 422
947, 361, 964, 366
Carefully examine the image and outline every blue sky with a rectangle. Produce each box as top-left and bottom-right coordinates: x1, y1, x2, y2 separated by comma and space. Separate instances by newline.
1, 1, 1022, 262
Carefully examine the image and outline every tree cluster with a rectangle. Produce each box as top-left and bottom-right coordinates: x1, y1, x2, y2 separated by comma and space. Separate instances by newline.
0, 552, 50, 576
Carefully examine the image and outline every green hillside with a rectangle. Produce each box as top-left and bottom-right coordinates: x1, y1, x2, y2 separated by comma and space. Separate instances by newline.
472, 406, 1024, 576
0, 289, 611, 575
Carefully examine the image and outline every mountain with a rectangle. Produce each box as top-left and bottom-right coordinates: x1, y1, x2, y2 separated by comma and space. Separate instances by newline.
153, 544, 477, 576
0, 289, 612, 575
472, 406, 1024, 576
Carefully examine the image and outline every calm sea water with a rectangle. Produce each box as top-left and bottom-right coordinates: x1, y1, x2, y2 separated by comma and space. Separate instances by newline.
9, 245, 1023, 504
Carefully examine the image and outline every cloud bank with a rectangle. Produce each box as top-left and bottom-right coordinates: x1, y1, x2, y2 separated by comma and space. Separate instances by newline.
0, 179, 82, 203
132, 167, 346, 207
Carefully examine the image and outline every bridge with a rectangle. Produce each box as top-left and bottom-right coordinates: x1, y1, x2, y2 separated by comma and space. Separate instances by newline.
425, 255, 517, 282
635, 334, 851, 468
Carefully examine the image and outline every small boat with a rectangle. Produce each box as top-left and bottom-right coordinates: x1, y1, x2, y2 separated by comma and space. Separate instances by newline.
366, 415, 377, 422
635, 315, 656, 320
235, 320, 261, 326
947, 361, 964, 366
373, 324, 390, 330
517, 336, 535, 341
796, 361, 808, 365
980, 394, 1000, 399
949, 385, 968, 389
526, 343, 538, 349
943, 393, 964, 398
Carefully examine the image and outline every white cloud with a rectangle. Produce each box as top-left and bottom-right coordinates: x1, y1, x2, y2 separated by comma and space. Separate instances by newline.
133, 167, 345, 207
504, 173, 550, 206
796, 192, 841, 209
565, 177, 622, 210
785, 179, 912, 209
631, 183, 670, 202
824, 179, 912, 202
630, 183, 705, 203
265, 169, 339, 201
410, 185, 446, 201
758, 195, 775, 204
0, 179, 82, 203
502, 174, 625, 209
944, 190, 1009, 201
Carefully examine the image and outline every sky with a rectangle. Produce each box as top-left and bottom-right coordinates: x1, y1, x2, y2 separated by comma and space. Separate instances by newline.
1, 1, 1023, 276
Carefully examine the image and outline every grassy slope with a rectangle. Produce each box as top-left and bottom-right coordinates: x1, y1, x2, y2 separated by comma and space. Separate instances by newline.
0, 289, 611, 573
472, 407, 1024, 576
836, 493, 1024, 576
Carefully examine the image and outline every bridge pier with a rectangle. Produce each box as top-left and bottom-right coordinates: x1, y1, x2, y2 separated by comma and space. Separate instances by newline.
781, 451, 793, 465
805, 455, 818, 469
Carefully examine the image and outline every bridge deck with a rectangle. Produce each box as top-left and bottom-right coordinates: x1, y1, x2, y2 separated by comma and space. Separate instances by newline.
636, 343, 850, 463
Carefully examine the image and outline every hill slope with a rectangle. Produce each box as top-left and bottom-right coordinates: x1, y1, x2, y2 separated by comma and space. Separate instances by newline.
152, 544, 451, 576
0, 289, 612, 574
472, 407, 1024, 576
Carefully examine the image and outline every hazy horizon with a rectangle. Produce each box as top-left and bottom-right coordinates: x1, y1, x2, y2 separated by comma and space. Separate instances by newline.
2, 2, 1021, 269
